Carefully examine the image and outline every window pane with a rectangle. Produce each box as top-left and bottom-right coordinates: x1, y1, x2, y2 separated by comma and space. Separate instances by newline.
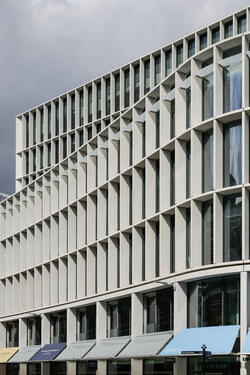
223, 194, 242, 261
223, 122, 242, 187
238, 15, 246, 33
165, 50, 172, 76
225, 20, 233, 39
223, 54, 242, 113
202, 130, 213, 192
202, 73, 214, 120
212, 27, 220, 43
188, 38, 195, 58
144, 60, 150, 94
202, 199, 213, 265
154, 54, 161, 85
134, 64, 140, 102
115, 74, 120, 112
124, 69, 130, 107
176, 44, 183, 67
200, 33, 207, 50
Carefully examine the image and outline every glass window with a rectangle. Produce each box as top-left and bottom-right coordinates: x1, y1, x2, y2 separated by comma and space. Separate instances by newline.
202, 130, 213, 192
142, 168, 145, 219
71, 94, 75, 129
155, 221, 160, 277
55, 140, 59, 164
155, 159, 160, 213
26, 115, 29, 147
223, 122, 242, 187
155, 110, 160, 149
176, 44, 183, 67
134, 64, 140, 103
188, 355, 240, 374
79, 89, 84, 126
115, 74, 120, 112
79, 130, 83, 146
40, 108, 44, 142
77, 361, 97, 375
40, 146, 43, 169
124, 69, 130, 108
202, 199, 213, 265
145, 288, 173, 334
200, 32, 207, 50
170, 151, 175, 206
224, 20, 233, 39
50, 362, 66, 375
108, 297, 131, 337
144, 359, 174, 375
170, 215, 175, 273
88, 86, 92, 122
170, 99, 175, 139
186, 87, 191, 129
165, 49, 172, 76
47, 105, 51, 138
154, 54, 161, 85
26, 152, 29, 174
186, 141, 191, 198
107, 360, 131, 375
238, 15, 246, 33
188, 38, 195, 58
77, 305, 96, 341
33, 112, 36, 145
28, 363, 41, 375
71, 134, 75, 153
212, 26, 220, 43
32, 149, 36, 172
186, 208, 191, 269
63, 98, 67, 132
55, 101, 59, 136
63, 138, 67, 159
202, 59, 214, 121
96, 82, 101, 119
188, 275, 240, 327
223, 46, 242, 113
224, 194, 242, 262
47, 143, 51, 166
144, 59, 150, 94
87, 126, 92, 141
27, 317, 41, 346
50, 311, 67, 344
106, 78, 111, 115
6, 321, 19, 347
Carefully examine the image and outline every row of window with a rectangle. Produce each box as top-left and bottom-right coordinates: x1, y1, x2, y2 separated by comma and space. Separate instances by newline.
5, 275, 240, 350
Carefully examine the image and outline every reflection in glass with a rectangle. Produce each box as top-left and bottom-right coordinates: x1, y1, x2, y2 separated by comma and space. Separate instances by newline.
176, 44, 183, 67
165, 49, 172, 76
202, 130, 213, 192
155, 54, 161, 85
212, 26, 220, 43
225, 20, 233, 38
224, 194, 242, 262
223, 122, 242, 187
188, 38, 195, 58
223, 55, 242, 113
238, 15, 246, 33
144, 59, 150, 94
188, 275, 240, 327
202, 200, 213, 265
202, 72, 213, 120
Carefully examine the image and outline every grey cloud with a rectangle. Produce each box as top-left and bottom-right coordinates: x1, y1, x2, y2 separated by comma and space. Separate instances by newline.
0, 0, 249, 194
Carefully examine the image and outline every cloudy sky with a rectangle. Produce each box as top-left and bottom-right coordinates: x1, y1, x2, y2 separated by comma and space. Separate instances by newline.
1, 0, 250, 194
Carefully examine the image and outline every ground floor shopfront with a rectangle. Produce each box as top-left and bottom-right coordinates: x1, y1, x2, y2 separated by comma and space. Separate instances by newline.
0, 357, 244, 375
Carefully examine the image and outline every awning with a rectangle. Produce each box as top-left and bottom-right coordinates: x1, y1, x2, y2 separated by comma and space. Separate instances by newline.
29, 343, 66, 362
0, 347, 19, 363
159, 325, 240, 356
9, 346, 40, 363
118, 332, 173, 359
242, 330, 250, 353
55, 340, 95, 361
84, 337, 130, 360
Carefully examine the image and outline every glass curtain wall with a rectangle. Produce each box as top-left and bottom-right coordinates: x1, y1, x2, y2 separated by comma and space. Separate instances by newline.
223, 47, 242, 113
223, 194, 242, 262
223, 122, 242, 187
188, 275, 240, 327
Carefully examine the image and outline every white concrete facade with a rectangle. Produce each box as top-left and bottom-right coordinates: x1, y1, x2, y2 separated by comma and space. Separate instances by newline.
1, 6, 250, 375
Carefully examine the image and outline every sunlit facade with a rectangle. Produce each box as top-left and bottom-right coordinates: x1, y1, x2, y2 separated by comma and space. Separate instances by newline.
1, 6, 250, 375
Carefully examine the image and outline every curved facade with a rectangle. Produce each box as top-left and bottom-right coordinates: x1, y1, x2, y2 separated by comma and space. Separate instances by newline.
1, 6, 250, 375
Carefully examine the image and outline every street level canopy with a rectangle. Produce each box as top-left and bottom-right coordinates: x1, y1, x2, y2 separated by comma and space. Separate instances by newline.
159, 325, 240, 356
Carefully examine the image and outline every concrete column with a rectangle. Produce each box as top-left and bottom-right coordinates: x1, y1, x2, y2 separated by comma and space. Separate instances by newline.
174, 282, 187, 375
67, 361, 77, 375
67, 308, 77, 344
131, 359, 143, 375
0, 323, 5, 347
42, 362, 50, 375
19, 363, 27, 375
19, 318, 27, 347
0, 364, 6, 375
240, 272, 250, 375
96, 360, 107, 375
41, 314, 50, 346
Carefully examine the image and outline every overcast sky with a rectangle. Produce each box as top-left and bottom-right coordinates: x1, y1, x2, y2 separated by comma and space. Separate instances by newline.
1, 0, 250, 194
